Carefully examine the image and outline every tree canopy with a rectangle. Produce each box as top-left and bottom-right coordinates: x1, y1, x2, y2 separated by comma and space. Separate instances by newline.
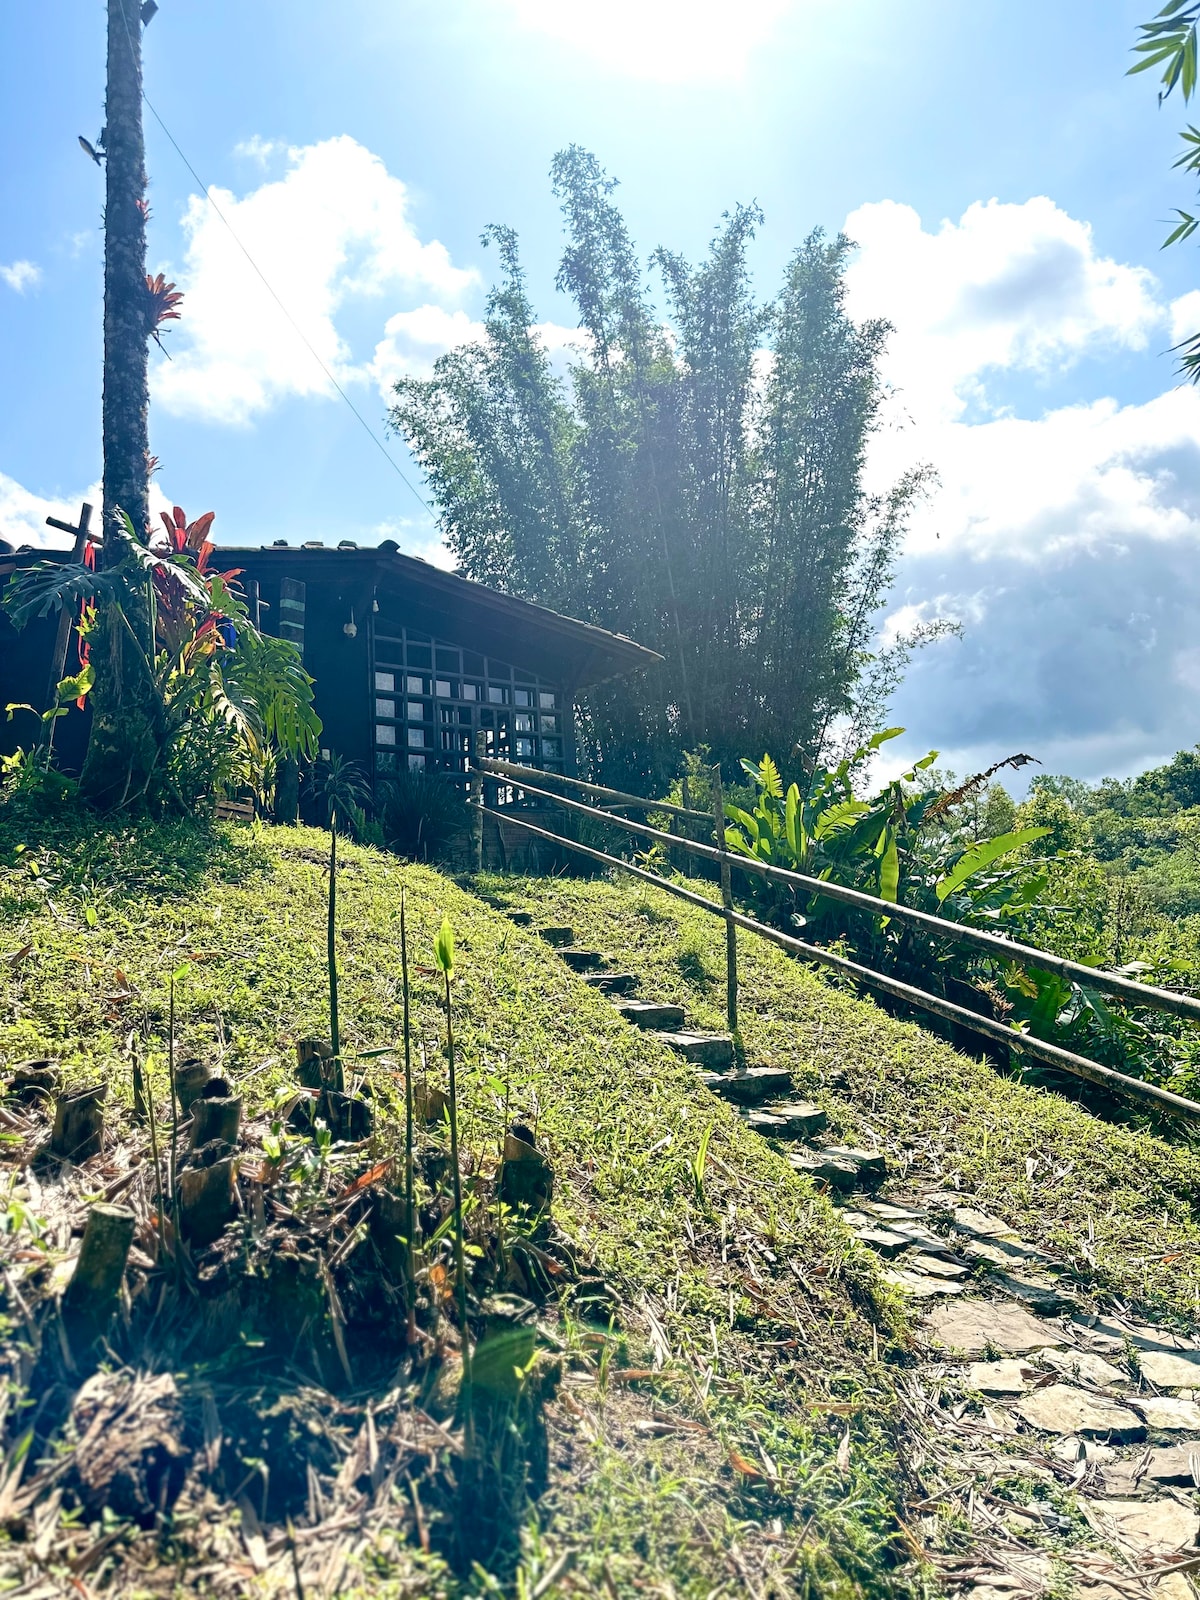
390, 147, 945, 791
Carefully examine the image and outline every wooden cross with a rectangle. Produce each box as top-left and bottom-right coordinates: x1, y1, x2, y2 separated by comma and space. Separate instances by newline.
41, 501, 93, 741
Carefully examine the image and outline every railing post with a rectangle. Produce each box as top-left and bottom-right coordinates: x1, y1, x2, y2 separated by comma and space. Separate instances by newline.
711, 764, 738, 1037
470, 737, 484, 874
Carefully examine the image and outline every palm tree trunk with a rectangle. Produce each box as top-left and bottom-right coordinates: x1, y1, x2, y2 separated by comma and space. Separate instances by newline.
81, 0, 160, 808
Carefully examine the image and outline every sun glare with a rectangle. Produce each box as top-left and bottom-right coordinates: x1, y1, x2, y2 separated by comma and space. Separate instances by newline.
504, 0, 792, 80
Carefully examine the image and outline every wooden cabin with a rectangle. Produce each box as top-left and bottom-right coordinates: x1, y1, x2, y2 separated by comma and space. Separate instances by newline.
0, 538, 661, 816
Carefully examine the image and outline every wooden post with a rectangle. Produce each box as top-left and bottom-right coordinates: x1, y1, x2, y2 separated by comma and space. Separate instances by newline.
470, 733, 485, 874
711, 765, 738, 1037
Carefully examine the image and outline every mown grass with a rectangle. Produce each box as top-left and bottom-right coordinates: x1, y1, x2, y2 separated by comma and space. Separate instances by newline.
0, 809, 926, 1598
490, 870, 1200, 1325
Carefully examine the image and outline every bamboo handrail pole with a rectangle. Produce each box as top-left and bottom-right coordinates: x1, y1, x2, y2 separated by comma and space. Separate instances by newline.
477, 756, 710, 822
481, 804, 1200, 1124
473, 767, 1200, 1026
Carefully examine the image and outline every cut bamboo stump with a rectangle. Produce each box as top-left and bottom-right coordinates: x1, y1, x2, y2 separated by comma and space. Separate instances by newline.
62, 1202, 135, 1349
499, 1125, 553, 1215
174, 1060, 217, 1114
9, 1058, 60, 1102
51, 1084, 106, 1161
321, 1090, 373, 1142
189, 1095, 242, 1150
178, 1155, 237, 1246
296, 1036, 343, 1092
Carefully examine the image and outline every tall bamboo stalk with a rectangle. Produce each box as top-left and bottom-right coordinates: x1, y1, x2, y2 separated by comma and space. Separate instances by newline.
399, 886, 417, 1340
328, 817, 340, 1065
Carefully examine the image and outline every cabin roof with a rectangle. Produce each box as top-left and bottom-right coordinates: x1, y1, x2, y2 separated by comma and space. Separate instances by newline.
1, 540, 664, 690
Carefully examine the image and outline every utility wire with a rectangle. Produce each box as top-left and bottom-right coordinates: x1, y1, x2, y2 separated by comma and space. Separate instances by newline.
114, 0, 433, 517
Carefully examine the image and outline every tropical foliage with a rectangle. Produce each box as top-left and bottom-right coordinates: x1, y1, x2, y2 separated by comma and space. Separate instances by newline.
391, 146, 953, 793
719, 733, 1200, 1103
1129, 0, 1200, 378
3, 506, 320, 813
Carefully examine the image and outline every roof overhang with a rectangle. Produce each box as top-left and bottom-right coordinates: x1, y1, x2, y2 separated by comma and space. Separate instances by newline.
225, 544, 664, 689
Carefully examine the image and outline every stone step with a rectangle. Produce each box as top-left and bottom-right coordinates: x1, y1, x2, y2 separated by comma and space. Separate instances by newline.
561, 948, 605, 973
539, 926, 575, 947
582, 973, 639, 996
699, 1066, 792, 1103
614, 999, 687, 1031
788, 1146, 886, 1190
508, 910, 534, 926
787, 1150, 861, 1190
743, 1102, 827, 1139
658, 1030, 735, 1069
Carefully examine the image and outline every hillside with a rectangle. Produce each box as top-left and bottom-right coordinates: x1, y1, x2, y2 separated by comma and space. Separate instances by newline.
1, 815, 1199, 1597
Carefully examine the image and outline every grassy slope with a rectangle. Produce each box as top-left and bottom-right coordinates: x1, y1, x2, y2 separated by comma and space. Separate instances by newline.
0, 812, 914, 1599
492, 872, 1200, 1324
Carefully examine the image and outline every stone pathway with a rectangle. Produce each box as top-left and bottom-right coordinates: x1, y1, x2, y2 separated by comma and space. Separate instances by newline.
513, 909, 1200, 1598
867, 1190, 1200, 1600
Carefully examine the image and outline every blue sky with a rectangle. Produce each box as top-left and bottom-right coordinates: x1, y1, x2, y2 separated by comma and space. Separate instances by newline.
2, 1, 1199, 787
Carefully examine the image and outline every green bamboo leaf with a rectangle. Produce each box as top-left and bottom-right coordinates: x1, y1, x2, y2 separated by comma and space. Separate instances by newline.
434, 914, 456, 977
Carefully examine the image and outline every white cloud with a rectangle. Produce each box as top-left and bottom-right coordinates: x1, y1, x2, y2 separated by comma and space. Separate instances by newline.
500, 0, 790, 80
1, 260, 41, 293
233, 136, 278, 167
841, 196, 1200, 783
155, 136, 478, 426
1169, 288, 1200, 347
372, 516, 455, 571
370, 306, 486, 393
844, 197, 1161, 424
0, 473, 178, 551
369, 311, 586, 398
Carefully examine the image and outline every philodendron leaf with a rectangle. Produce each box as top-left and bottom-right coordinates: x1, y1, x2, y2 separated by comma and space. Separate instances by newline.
935, 827, 1051, 903
434, 914, 456, 977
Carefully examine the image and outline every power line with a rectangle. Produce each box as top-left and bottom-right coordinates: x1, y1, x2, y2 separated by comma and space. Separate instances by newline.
114, 0, 433, 517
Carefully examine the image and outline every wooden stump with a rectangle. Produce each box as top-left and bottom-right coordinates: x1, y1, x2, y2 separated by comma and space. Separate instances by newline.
51, 1084, 106, 1161
498, 1125, 553, 1214
296, 1036, 343, 1092
174, 1060, 217, 1114
9, 1059, 60, 1103
321, 1090, 372, 1143
178, 1156, 237, 1246
62, 1202, 135, 1349
189, 1095, 242, 1150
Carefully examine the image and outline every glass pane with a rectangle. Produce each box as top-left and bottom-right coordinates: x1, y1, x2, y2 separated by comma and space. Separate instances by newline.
374, 671, 395, 692
436, 648, 460, 672
539, 691, 556, 710
435, 679, 452, 697
461, 682, 479, 701
514, 737, 535, 758
377, 751, 396, 772
540, 714, 558, 733
406, 644, 432, 668
408, 753, 426, 771
406, 675, 428, 696
407, 700, 426, 721
542, 738, 561, 758
375, 698, 395, 719
375, 724, 396, 746
463, 651, 485, 675
515, 713, 534, 733
487, 685, 507, 704
513, 688, 532, 708
407, 727, 427, 748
